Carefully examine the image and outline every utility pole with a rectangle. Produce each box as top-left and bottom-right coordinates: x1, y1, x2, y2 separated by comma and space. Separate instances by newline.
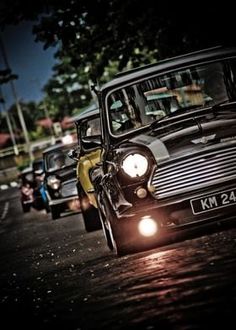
41, 99, 55, 138
0, 34, 32, 161
32, 78, 54, 138
0, 86, 19, 155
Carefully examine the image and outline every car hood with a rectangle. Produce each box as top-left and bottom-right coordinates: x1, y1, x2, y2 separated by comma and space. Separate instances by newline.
127, 109, 236, 164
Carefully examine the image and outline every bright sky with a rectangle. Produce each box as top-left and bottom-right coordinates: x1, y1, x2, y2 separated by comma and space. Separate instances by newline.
0, 21, 57, 109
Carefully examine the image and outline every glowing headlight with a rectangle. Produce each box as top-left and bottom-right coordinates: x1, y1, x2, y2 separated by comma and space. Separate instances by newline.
47, 176, 61, 190
122, 153, 148, 177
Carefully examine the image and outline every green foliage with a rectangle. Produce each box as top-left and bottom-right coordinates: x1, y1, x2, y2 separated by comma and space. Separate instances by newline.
0, 68, 18, 84
0, 0, 235, 128
29, 125, 45, 141
2, 101, 48, 139
1, 0, 234, 83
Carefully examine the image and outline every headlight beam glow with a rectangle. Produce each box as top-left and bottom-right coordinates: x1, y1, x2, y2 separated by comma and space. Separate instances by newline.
138, 216, 158, 237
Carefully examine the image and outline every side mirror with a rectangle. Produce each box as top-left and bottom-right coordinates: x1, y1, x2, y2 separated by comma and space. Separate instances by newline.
81, 135, 102, 149
68, 148, 80, 161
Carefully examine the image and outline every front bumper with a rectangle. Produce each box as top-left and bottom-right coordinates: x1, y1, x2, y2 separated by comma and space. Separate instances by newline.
46, 190, 79, 207
118, 181, 236, 230
49, 195, 79, 206
22, 199, 33, 205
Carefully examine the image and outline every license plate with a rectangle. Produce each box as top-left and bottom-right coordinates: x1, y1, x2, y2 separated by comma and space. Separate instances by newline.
190, 188, 236, 215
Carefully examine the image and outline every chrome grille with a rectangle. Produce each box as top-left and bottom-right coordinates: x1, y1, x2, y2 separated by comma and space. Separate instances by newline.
61, 179, 77, 197
150, 145, 236, 200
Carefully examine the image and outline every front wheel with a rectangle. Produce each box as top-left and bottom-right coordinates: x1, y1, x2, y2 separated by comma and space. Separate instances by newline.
22, 202, 31, 213
102, 197, 135, 256
98, 207, 114, 251
81, 203, 102, 232
51, 205, 60, 220
77, 182, 102, 232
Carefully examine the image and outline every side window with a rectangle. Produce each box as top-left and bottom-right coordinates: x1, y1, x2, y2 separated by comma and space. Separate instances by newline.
200, 63, 228, 105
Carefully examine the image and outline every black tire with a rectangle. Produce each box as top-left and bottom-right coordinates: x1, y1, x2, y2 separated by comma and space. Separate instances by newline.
82, 204, 102, 232
102, 196, 134, 256
51, 205, 60, 220
109, 217, 131, 256
45, 203, 51, 213
98, 207, 114, 251
22, 203, 31, 213
33, 197, 45, 211
77, 182, 102, 232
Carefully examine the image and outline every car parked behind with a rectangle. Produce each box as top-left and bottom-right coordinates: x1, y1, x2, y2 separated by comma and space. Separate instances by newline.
69, 106, 102, 232
43, 142, 80, 220
31, 158, 47, 211
19, 167, 34, 213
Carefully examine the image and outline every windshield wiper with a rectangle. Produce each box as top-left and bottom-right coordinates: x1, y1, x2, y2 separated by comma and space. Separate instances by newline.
209, 100, 236, 118
211, 100, 232, 111
150, 100, 236, 131
150, 104, 204, 130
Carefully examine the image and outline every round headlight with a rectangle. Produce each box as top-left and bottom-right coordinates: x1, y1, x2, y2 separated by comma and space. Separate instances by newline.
47, 176, 61, 190
122, 153, 149, 178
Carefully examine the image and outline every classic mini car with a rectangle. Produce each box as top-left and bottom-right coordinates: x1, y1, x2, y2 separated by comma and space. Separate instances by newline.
19, 160, 47, 213
90, 46, 236, 255
19, 167, 34, 213
69, 106, 102, 232
31, 158, 47, 211
43, 142, 80, 220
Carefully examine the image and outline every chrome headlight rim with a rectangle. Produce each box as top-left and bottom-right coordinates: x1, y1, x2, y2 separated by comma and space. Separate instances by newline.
47, 175, 61, 190
121, 152, 149, 179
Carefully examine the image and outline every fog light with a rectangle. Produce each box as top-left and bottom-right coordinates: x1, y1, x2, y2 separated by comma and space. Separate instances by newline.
138, 216, 158, 237
136, 187, 147, 199
68, 199, 80, 211
81, 197, 91, 210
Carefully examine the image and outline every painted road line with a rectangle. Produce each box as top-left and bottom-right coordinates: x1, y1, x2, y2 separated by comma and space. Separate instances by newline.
0, 202, 9, 221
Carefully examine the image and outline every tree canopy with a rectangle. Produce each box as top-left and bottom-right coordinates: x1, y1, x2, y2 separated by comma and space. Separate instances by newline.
1, 0, 235, 82
0, 0, 235, 129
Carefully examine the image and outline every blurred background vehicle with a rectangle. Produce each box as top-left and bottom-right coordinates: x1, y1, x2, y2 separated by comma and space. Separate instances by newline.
18, 166, 34, 213
70, 107, 102, 232
31, 158, 47, 211
43, 142, 80, 220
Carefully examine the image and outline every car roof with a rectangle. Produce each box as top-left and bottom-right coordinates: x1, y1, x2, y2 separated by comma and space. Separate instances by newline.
69, 104, 99, 123
100, 46, 236, 91
43, 142, 76, 155
20, 166, 33, 174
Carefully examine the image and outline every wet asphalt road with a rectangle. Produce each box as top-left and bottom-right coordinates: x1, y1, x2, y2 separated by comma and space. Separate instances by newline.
1, 188, 236, 330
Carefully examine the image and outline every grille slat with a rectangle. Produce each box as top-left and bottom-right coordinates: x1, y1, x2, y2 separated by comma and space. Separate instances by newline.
152, 159, 236, 187
155, 153, 236, 181
61, 179, 77, 197
151, 145, 236, 199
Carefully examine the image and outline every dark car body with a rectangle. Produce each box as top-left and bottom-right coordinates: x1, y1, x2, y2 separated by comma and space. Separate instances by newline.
19, 167, 34, 212
31, 158, 47, 211
92, 46, 236, 255
19, 159, 47, 213
43, 142, 80, 220
70, 106, 102, 232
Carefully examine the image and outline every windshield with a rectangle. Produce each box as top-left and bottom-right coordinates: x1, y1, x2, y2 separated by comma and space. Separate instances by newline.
45, 146, 76, 171
107, 60, 236, 136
